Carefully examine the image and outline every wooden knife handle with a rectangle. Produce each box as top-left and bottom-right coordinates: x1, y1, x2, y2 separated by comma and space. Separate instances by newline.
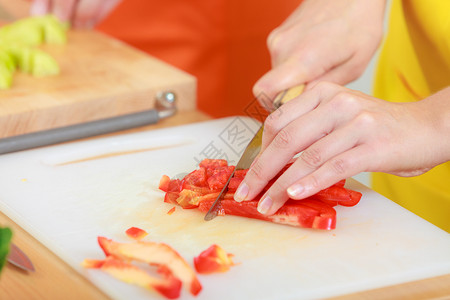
272, 84, 305, 109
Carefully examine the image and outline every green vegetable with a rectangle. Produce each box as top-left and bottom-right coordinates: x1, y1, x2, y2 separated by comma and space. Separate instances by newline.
0, 15, 68, 89
0, 15, 68, 46
30, 49, 60, 77
0, 63, 13, 89
0, 227, 12, 274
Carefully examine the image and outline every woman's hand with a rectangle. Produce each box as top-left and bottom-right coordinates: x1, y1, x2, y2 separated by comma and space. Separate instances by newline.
253, 0, 386, 107
235, 82, 450, 215
30, 0, 121, 28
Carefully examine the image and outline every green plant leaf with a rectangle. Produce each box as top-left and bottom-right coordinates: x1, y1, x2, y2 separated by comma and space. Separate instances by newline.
0, 227, 12, 273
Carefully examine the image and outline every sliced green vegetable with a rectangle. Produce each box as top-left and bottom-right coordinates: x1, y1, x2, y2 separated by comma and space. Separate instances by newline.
0, 15, 67, 88
0, 63, 14, 89
0, 18, 44, 47
0, 227, 12, 274
31, 49, 59, 77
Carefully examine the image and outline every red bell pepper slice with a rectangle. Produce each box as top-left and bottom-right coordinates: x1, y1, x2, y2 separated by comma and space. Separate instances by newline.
82, 257, 182, 299
199, 159, 228, 170
194, 244, 235, 274
313, 186, 362, 207
206, 166, 235, 191
182, 168, 208, 188
125, 227, 148, 240
159, 159, 362, 230
98, 237, 202, 296
198, 198, 336, 230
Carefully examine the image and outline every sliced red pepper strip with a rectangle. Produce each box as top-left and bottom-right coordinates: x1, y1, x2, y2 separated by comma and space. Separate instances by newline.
199, 159, 228, 170
164, 192, 180, 205
182, 168, 208, 188
159, 159, 361, 230
313, 186, 362, 207
98, 237, 202, 296
173, 189, 202, 209
198, 198, 336, 230
333, 179, 346, 187
82, 256, 182, 299
206, 166, 235, 191
194, 244, 235, 274
125, 227, 148, 240
167, 207, 176, 215
159, 175, 171, 192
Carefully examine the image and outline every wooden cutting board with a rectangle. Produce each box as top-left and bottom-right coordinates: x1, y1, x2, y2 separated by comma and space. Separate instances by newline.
0, 117, 449, 300
0, 30, 196, 138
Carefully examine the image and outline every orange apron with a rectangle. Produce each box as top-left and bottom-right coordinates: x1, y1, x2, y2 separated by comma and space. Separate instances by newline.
97, 0, 302, 118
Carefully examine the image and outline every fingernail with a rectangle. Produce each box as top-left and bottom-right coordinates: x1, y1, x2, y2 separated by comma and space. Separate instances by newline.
287, 184, 304, 197
234, 182, 249, 202
257, 195, 273, 214
30, 1, 48, 15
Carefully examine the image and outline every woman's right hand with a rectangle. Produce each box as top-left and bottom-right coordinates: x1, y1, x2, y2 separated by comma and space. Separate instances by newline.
30, 0, 122, 28
254, 0, 386, 107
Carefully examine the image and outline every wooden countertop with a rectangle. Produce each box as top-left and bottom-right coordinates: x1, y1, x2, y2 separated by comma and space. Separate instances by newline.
0, 110, 449, 300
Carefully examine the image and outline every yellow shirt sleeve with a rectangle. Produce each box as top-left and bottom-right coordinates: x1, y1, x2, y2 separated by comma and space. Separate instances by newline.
373, 0, 450, 232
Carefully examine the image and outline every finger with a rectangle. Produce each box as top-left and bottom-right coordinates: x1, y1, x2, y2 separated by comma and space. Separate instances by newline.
30, 0, 51, 15
287, 145, 371, 200
72, 0, 102, 28
95, 0, 121, 24
261, 82, 344, 151
253, 58, 309, 107
257, 115, 363, 215
73, 0, 121, 28
308, 54, 370, 87
51, 0, 78, 22
236, 100, 340, 203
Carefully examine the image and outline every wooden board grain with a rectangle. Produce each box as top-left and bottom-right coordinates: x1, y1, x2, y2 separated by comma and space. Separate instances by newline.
0, 30, 196, 138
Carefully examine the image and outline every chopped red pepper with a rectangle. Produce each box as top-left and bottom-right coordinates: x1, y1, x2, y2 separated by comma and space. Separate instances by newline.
98, 237, 202, 296
194, 244, 235, 274
159, 159, 362, 230
312, 186, 362, 207
82, 256, 182, 299
125, 227, 148, 240
167, 207, 176, 215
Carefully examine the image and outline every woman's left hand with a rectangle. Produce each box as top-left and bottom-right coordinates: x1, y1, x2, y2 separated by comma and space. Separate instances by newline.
234, 82, 450, 215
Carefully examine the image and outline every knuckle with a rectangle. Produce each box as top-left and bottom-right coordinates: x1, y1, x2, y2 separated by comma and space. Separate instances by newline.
330, 91, 360, 111
354, 111, 377, 129
297, 49, 318, 69
300, 148, 323, 169
273, 128, 293, 149
330, 158, 347, 175
264, 112, 282, 133
267, 29, 283, 56
248, 159, 267, 182
313, 81, 335, 91
308, 174, 321, 191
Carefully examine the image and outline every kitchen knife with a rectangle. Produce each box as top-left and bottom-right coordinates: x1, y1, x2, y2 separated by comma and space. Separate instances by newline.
7, 243, 35, 272
204, 84, 305, 221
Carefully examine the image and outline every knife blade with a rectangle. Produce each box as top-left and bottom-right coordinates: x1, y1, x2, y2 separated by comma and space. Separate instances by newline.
7, 243, 35, 272
204, 84, 305, 221
204, 125, 263, 220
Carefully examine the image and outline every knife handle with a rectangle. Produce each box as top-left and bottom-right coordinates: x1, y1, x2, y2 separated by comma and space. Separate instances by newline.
272, 84, 305, 109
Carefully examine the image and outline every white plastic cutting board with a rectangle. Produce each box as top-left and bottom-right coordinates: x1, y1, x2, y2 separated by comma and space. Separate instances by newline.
0, 117, 449, 300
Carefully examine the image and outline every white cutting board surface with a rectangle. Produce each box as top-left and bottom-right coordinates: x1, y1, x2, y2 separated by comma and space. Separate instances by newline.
0, 117, 449, 300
